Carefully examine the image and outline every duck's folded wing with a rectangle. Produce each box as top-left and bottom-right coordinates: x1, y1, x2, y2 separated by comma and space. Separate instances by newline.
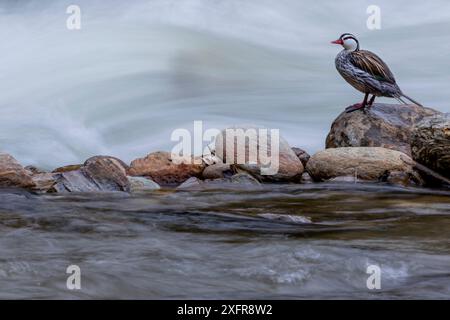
349, 50, 396, 84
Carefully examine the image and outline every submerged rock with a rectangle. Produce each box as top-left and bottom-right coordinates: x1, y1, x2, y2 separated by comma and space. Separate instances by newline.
0, 153, 34, 188
411, 114, 450, 180
177, 173, 261, 190
300, 172, 313, 183
306, 147, 423, 186
214, 126, 304, 182
202, 163, 234, 179
259, 213, 312, 224
51, 156, 131, 193
326, 103, 440, 156
127, 176, 160, 192
176, 177, 203, 190
128, 151, 205, 186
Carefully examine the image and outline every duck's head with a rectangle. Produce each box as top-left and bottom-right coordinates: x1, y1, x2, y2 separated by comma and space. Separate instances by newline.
331, 33, 359, 51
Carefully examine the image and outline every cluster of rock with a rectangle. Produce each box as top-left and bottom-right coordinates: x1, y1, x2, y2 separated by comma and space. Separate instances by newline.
1, 103, 449, 194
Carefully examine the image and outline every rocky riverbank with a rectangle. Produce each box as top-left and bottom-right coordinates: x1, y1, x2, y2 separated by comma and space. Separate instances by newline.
1, 103, 449, 194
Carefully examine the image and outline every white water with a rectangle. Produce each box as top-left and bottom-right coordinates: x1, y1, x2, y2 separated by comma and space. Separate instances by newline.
1, 0, 449, 169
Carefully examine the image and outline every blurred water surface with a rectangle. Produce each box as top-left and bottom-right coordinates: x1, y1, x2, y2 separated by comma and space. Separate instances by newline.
0, 0, 449, 168
1, 183, 450, 299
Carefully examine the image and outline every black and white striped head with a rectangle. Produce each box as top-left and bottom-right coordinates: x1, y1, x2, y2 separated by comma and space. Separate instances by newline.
331, 33, 360, 51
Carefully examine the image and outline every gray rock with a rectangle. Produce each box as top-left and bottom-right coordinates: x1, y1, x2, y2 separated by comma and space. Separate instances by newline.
229, 173, 261, 186
259, 213, 312, 224
127, 176, 160, 192
51, 155, 131, 193
292, 147, 310, 167
176, 177, 203, 190
51, 170, 99, 193
202, 163, 234, 179
411, 113, 450, 181
177, 173, 261, 191
326, 103, 440, 156
300, 172, 313, 183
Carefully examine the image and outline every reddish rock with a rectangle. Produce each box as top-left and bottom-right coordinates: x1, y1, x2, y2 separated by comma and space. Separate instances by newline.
128, 151, 205, 186
0, 153, 34, 188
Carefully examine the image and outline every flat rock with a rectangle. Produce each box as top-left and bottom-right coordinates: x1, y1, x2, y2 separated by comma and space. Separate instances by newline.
326, 103, 440, 156
306, 147, 423, 186
128, 151, 205, 186
0, 153, 34, 188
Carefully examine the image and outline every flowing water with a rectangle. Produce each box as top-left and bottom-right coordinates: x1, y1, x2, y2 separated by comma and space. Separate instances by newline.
1, 0, 450, 168
1, 183, 450, 299
0, 0, 450, 299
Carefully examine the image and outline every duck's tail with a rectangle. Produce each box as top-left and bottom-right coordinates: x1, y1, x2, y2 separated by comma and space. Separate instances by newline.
397, 93, 423, 107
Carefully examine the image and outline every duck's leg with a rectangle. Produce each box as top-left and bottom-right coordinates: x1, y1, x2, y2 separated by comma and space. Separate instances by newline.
345, 93, 369, 113
367, 95, 376, 107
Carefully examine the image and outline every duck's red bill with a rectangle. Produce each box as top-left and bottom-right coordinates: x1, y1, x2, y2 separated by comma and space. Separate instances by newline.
331, 39, 343, 45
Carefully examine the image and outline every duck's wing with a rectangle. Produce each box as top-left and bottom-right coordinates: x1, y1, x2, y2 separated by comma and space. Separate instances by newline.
349, 50, 396, 84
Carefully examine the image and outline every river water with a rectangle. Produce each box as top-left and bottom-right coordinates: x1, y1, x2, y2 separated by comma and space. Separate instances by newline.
0, 0, 450, 299
1, 183, 450, 299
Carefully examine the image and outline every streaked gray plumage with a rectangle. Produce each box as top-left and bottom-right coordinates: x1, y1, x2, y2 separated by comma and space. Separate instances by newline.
335, 49, 401, 98
332, 33, 422, 112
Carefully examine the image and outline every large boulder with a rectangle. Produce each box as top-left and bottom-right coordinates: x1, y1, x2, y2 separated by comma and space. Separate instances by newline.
128, 151, 205, 186
411, 113, 450, 180
82, 156, 130, 191
51, 155, 130, 192
0, 153, 34, 188
306, 147, 423, 186
326, 104, 440, 156
214, 126, 304, 182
